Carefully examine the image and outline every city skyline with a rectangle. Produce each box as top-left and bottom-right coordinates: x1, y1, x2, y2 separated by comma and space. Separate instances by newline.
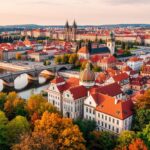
0, 0, 150, 25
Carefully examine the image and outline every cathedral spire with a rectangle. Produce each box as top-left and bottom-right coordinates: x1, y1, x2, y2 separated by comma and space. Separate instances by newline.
65, 20, 69, 29
73, 20, 77, 28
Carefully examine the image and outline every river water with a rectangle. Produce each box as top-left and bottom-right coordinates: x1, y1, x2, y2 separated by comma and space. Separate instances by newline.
0, 69, 50, 99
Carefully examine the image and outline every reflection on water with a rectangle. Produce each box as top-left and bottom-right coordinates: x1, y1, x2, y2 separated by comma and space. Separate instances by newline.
0, 69, 50, 99
18, 84, 49, 100
0, 79, 4, 91
14, 74, 47, 90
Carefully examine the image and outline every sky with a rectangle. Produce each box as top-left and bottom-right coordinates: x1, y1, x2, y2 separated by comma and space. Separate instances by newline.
0, 0, 150, 25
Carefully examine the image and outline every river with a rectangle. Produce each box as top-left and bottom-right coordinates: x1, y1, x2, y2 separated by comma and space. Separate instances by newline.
0, 69, 50, 99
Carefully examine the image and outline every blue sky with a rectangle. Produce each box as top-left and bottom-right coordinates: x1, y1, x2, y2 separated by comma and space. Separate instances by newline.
0, 0, 150, 25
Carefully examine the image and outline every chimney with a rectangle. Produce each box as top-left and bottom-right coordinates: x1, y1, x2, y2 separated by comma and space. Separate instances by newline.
115, 98, 119, 104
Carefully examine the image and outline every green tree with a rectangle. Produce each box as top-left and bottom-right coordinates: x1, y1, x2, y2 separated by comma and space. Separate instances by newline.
138, 123, 150, 149
0, 92, 7, 110
61, 54, 69, 64
92, 65, 101, 72
0, 111, 9, 150
74, 119, 96, 143
132, 109, 150, 131
88, 131, 117, 150
7, 116, 30, 146
54, 55, 62, 65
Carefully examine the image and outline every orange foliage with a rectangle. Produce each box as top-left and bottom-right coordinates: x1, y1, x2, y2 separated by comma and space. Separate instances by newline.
128, 138, 148, 150
13, 112, 85, 150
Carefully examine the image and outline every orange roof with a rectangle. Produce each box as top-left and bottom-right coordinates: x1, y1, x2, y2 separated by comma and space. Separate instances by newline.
92, 93, 133, 119
51, 76, 65, 84
69, 85, 87, 100
90, 82, 122, 97
113, 73, 129, 82
51, 77, 79, 93
129, 57, 142, 62
100, 55, 117, 64
78, 46, 89, 54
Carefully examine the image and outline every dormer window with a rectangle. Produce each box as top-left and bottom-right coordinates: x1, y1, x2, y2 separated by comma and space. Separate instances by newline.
67, 94, 69, 97
89, 101, 92, 105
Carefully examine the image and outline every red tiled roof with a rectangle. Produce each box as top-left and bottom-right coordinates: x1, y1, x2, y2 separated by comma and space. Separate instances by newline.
69, 85, 87, 100
51, 76, 65, 84
78, 46, 89, 54
90, 82, 122, 97
113, 73, 129, 82
100, 55, 117, 64
92, 93, 133, 119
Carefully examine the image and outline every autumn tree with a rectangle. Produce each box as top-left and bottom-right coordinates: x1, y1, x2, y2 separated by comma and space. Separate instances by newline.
92, 65, 101, 72
128, 138, 148, 150
61, 54, 69, 64
54, 55, 62, 65
26, 94, 58, 118
4, 92, 27, 119
135, 90, 150, 109
0, 92, 7, 110
13, 112, 86, 150
68, 54, 78, 64
16, 53, 22, 60
117, 131, 136, 147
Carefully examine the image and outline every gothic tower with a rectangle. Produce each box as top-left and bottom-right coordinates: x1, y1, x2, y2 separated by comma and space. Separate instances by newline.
65, 20, 70, 41
107, 31, 115, 55
72, 20, 77, 41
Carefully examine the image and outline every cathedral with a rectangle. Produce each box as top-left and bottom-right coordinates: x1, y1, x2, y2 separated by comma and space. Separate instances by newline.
64, 20, 77, 41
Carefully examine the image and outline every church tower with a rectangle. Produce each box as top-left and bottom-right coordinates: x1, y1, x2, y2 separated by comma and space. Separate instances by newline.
107, 31, 115, 55
65, 20, 70, 41
72, 20, 77, 41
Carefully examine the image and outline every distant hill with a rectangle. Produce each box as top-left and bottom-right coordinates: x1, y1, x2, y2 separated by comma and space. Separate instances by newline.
0, 24, 150, 31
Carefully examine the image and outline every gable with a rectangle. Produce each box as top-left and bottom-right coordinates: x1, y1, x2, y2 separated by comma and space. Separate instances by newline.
84, 95, 97, 108
49, 83, 60, 93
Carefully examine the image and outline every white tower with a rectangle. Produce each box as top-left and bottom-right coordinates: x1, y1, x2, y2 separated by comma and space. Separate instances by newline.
107, 31, 115, 55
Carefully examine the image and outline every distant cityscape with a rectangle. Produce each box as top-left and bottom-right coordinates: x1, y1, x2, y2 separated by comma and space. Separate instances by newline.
0, 15, 150, 150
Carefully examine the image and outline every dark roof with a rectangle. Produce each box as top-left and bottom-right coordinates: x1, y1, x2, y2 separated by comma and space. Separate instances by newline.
90, 47, 110, 55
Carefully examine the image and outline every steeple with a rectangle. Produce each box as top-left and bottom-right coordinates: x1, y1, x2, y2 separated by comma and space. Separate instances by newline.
65, 20, 69, 29
73, 20, 77, 28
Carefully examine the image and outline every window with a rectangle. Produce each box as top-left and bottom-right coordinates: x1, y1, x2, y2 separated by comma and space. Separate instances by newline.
89, 101, 92, 105
113, 119, 115, 123
93, 110, 95, 114
105, 116, 107, 120
112, 126, 114, 131
102, 114, 104, 119
67, 94, 69, 97
101, 122, 103, 127
98, 113, 100, 118
86, 107, 88, 113
117, 120, 119, 125
89, 108, 91, 113
109, 117, 111, 122
116, 128, 119, 133
105, 123, 107, 128
109, 125, 111, 130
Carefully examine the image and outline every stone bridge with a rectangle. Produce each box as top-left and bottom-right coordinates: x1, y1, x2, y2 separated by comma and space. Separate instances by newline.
0, 64, 73, 87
